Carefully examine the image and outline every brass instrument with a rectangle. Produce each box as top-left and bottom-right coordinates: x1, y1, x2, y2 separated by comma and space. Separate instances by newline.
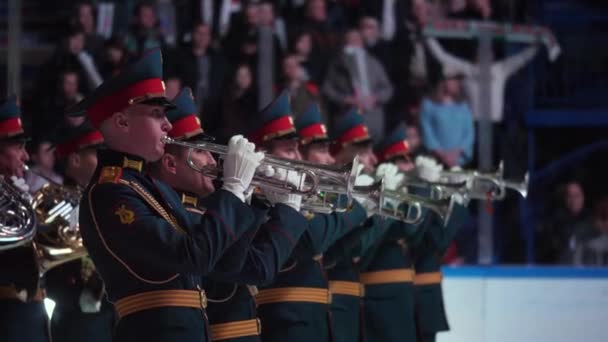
31, 183, 87, 275
402, 162, 529, 201
162, 136, 361, 202
0, 176, 37, 251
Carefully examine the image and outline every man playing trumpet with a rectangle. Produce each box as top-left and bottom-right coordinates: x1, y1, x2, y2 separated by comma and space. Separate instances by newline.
251, 91, 368, 342
74, 48, 264, 342
149, 87, 309, 342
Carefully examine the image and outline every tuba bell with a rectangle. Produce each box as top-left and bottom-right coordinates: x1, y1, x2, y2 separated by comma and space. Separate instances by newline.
31, 183, 87, 275
0, 176, 37, 251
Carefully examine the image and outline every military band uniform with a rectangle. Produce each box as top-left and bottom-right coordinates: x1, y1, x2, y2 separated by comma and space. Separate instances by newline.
80, 149, 257, 342
324, 215, 389, 342
413, 203, 469, 342
75, 48, 262, 342
0, 97, 50, 342
189, 195, 308, 342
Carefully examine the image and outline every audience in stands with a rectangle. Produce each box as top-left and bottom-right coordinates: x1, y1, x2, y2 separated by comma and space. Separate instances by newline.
420, 68, 475, 168
571, 198, 608, 266
323, 28, 393, 141
25, 140, 63, 194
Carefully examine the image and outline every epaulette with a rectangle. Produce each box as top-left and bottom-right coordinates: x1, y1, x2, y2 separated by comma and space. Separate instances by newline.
97, 166, 123, 184
304, 211, 316, 220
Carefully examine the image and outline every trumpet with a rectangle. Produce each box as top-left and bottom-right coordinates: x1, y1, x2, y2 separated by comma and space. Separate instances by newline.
381, 187, 455, 226
162, 136, 361, 201
402, 162, 528, 201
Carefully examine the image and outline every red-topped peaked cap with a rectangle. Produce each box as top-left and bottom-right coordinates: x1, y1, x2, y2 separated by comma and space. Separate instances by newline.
68, 48, 175, 128
295, 102, 329, 146
0, 96, 25, 141
247, 89, 297, 145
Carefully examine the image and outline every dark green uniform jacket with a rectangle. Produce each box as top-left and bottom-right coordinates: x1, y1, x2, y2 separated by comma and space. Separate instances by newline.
413, 204, 469, 342
257, 201, 367, 342
184, 195, 308, 342
79, 149, 258, 342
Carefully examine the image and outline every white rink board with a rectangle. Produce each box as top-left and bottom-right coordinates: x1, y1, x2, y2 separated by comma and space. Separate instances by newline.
437, 267, 608, 342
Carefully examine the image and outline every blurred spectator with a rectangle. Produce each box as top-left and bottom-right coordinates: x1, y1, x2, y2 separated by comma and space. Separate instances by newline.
571, 198, 608, 266
168, 22, 228, 126
259, 1, 288, 51
390, 0, 442, 124
537, 181, 590, 264
280, 54, 323, 119
360, 0, 411, 42
420, 69, 474, 168
99, 36, 131, 78
71, 2, 105, 58
124, 1, 167, 57
25, 140, 63, 194
218, 64, 258, 143
289, 30, 325, 84
38, 25, 103, 98
224, 1, 261, 63
323, 28, 393, 141
426, 37, 539, 123
37, 70, 85, 136
359, 16, 393, 74
296, 0, 342, 73
195, 0, 243, 40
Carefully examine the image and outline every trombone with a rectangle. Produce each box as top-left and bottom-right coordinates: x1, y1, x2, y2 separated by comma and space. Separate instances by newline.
162, 136, 362, 202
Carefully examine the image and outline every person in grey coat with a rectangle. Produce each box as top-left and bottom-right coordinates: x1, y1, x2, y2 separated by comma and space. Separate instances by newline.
322, 28, 393, 141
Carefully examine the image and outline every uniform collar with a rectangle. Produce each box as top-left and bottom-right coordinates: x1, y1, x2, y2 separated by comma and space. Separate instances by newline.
97, 148, 146, 173
179, 191, 199, 208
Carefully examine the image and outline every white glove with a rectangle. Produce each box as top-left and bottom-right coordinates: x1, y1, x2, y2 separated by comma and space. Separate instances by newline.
355, 174, 375, 187
79, 288, 102, 313
222, 135, 265, 202
353, 195, 377, 218
258, 165, 276, 178
10, 176, 30, 193
273, 168, 306, 191
375, 163, 398, 180
452, 193, 469, 207
415, 156, 443, 182
263, 190, 302, 211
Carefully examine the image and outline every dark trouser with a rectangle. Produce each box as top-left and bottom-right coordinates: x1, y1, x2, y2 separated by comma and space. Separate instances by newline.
51, 304, 115, 342
115, 307, 208, 342
419, 333, 436, 342
0, 300, 50, 342
329, 295, 361, 342
258, 302, 331, 342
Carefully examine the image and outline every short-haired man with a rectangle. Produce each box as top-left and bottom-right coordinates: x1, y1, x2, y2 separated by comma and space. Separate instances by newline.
44, 121, 114, 342
74, 48, 264, 342
149, 87, 309, 342
0, 96, 49, 342
252, 92, 368, 342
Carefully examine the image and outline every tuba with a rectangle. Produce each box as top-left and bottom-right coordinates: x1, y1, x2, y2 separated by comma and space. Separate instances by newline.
0, 176, 37, 251
31, 183, 87, 275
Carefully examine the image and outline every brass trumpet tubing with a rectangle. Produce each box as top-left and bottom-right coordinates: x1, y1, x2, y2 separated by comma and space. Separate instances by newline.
164, 136, 361, 199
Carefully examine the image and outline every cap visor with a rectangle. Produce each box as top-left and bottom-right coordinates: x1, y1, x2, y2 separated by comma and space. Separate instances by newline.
185, 132, 216, 143
140, 97, 176, 109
